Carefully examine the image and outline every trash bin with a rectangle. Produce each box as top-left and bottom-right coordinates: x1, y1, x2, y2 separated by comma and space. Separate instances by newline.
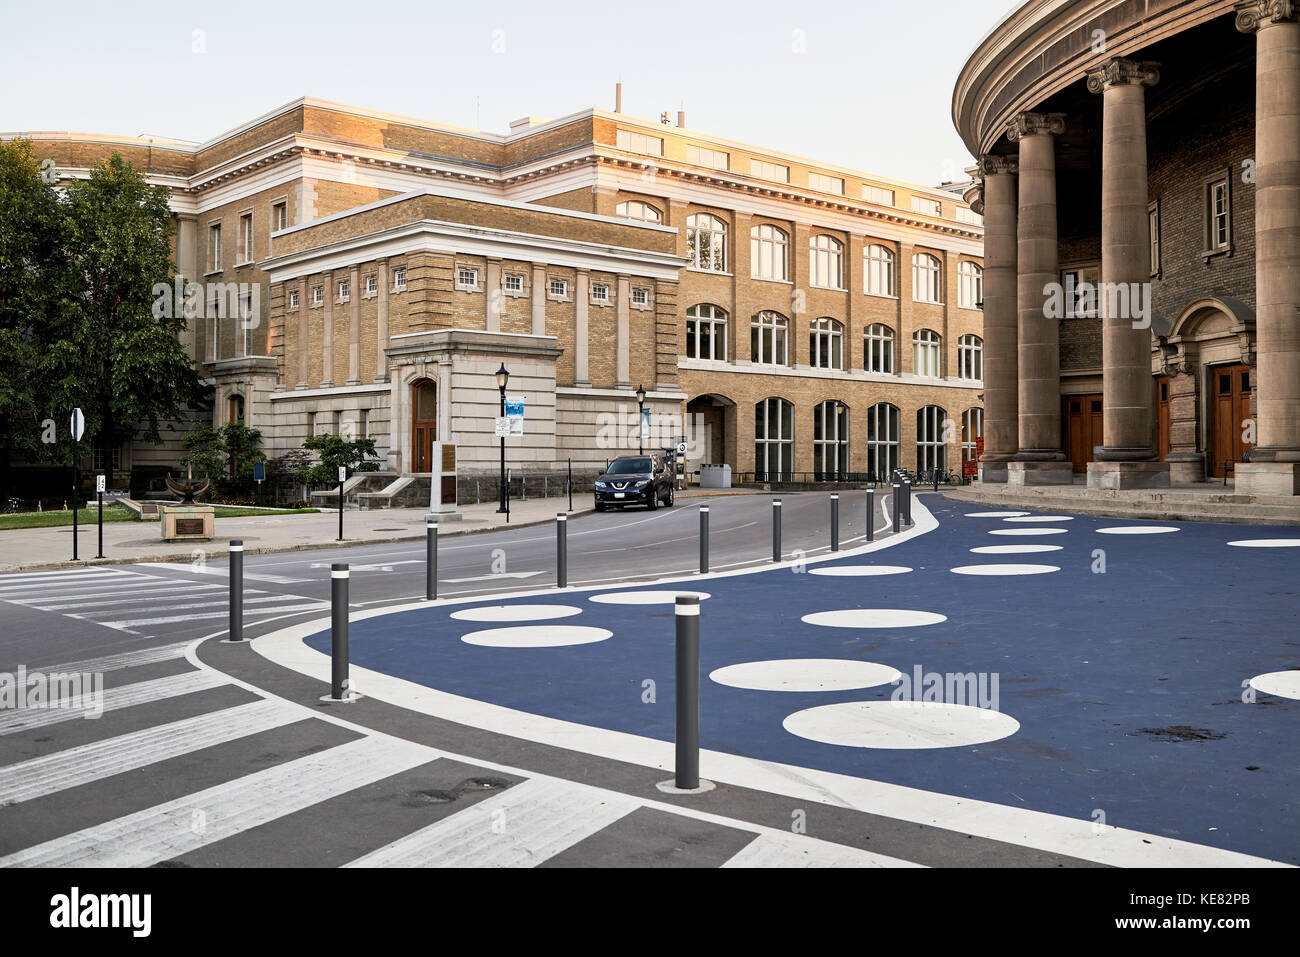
700, 464, 732, 489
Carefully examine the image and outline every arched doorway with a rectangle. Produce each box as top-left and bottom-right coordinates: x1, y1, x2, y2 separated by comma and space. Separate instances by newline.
411, 379, 437, 473
684, 394, 736, 480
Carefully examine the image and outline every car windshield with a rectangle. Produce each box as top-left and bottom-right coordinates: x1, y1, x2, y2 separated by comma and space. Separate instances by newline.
607, 458, 652, 474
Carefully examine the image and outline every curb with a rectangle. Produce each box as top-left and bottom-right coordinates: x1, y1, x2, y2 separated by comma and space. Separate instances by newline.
0, 504, 595, 574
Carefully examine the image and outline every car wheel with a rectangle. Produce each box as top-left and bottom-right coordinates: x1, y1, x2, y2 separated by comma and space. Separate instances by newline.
646, 491, 657, 511
664, 487, 674, 507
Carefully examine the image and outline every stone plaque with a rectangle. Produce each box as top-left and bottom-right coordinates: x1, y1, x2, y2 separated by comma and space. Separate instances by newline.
175, 518, 205, 536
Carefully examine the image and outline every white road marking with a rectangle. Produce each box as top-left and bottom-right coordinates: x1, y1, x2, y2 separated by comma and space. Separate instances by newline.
6, 581, 216, 604
343, 776, 637, 868
0, 698, 302, 804
31, 587, 232, 611
32, 641, 193, 674
137, 562, 310, 584
442, 571, 545, 583
98, 603, 328, 630
721, 831, 920, 868
0, 670, 227, 735
0, 735, 434, 867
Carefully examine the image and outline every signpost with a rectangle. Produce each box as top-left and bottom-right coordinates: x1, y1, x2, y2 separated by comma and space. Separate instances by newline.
70, 408, 84, 561
675, 440, 687, 489
95, 473, 105, 558
253, 459, 265, 507
337, 465, 346, 541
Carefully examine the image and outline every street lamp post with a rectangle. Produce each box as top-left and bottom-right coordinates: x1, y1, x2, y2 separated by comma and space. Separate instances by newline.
635, 384, 646, 456
496, 363, 509, 513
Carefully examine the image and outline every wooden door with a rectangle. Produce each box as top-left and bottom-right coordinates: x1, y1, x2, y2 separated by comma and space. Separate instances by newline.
1063, 394, 1103, 473
412, 380, 437, 473
1210, 364, 1252, 477
1156, 376, 1171, 461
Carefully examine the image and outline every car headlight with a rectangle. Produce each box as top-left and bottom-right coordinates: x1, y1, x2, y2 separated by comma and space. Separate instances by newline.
595, 482, 607, 489
632, 479, 649, 488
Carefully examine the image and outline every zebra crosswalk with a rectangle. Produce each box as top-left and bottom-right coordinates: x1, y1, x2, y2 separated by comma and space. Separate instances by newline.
0, 641, 916, 868
0, 567, 328, 637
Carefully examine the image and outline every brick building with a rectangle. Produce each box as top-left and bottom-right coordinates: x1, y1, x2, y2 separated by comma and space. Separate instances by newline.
8, 96, 985, 497
955, 0, 1300, 496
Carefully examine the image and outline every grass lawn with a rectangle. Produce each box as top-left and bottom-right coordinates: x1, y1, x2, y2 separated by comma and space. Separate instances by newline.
0, 505, 136, 531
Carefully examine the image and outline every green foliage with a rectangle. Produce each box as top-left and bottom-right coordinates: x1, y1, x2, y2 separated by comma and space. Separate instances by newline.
298, 434, 381, 488
179, 421, 266, 497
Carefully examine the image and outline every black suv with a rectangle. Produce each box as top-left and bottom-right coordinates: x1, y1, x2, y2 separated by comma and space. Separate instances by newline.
594, 454, 675, 511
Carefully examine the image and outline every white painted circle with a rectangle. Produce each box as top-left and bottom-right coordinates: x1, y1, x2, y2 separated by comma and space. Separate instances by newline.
783, 701, 1020, 749
589, 590, 711, 605
802, 608, 947, 629
965, 511, 1029, 518
451, 604, 583, 623
988, 527, 1068, 536
1001, 515, 1074, 523
1248, 671, 1300, 700
460, 625, 613, 648
809, 565, 912, 577
970, 544, 1064, 555
1095, 526, 1180, 535
950, 564, 1060, 576
1227, 539, 1300, 548
710, 659, 902, 692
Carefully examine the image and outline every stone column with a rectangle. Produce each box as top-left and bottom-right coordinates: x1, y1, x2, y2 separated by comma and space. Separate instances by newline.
296, 277, 309, 389
375, 259, 389, 382
347, 265, 361, 385
615, 275, 632, 389
321, 271, 334, 388
1084, 58, 1170, 489
1006, 112, 1073, 484
978, 155, 1019, 481
1236, 1, 1300, 494
574, 269, 591, 386
531, 263, 547, 336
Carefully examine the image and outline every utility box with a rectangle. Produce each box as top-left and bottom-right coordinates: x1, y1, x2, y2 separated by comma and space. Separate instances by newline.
700, 464, 732, 489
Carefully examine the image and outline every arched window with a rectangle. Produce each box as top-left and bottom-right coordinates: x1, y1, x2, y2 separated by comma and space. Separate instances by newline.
685, 304, 727, 361
912, 252, 943, 304
750, 311, 789, 365
809, 235, 844, 289
865, 403, 900, 481
809, 318, 843, 370
814, 400, 849, 480
864, 323, 895, 374
616, 200, 662, 223
958, 334, 983, 380
686, 214, 727, 272
913, 329, 941, 377
917, 405, 948, 473
227, 394, 245, 426
754, 397, 794, 481
958, 261, 983, 309
865, 244, 896, 297
412, 379, 438, 473
962, 407, 984, 464
750, 224, 789, 281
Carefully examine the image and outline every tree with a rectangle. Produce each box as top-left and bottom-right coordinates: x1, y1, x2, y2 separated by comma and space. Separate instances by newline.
298, 434, 381, 488
51, 153, 204, 483
0, 139, 67, 505
179, 421, 266, 498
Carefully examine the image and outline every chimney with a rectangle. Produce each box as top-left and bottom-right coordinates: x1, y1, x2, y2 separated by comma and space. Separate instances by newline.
677, 110, 686, 128
615, 82, 623, 113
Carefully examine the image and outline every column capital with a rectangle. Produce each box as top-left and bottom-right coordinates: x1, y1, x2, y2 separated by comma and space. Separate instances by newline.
979, 154, 1019, 176
1086, 58, 1160, 93
1236, 0, 1299, 32
1006, 112, 1066, 142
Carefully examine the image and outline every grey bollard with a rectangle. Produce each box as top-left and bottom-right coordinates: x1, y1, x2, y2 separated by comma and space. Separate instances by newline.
772, 498, 782, 562
903, 479, 912, 526
866, 488, 875, 542
425, 516, 437, 601
830, 493, 839, 552
557, 513, 567, 588
699, 505, 709, 574
675, 594, 701, 790
229, 540, 244, 642
892, 483, 901, 533
331, 563, 349, 700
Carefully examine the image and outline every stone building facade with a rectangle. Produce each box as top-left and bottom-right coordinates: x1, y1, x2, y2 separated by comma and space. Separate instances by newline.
955, 0, 1300, 495
8, 97, 985, 494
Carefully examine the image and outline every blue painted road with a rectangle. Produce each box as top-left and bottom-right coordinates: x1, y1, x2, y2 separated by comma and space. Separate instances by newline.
306, 497, 1300, 862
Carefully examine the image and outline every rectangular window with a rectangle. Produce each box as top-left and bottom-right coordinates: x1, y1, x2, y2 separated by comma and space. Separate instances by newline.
1207, 179, 1230, 252
750, 159, 789, 183
273, 202, 287, 231
955, 207, 983, 225
337, 279, 350, 302
392, 268, 407, 291
549, 278, 568, 299
239, 213, 253, 263
1149, 202, 1161, 275
288, 289, 299, 309
365, 274, 377, 295
686, 144, 729, 170
504, 273, 524, 293
208, 224, 222, 271
1061, 266, 1100, 318
311, 285, 323, 306
616, 129, 663, 156
455, 267, 479, 291
808, 172, 844, 195
631, 287, 649, 306
910, 197, 942, 216
591, 283, 610, 303
862, 185, 895, 206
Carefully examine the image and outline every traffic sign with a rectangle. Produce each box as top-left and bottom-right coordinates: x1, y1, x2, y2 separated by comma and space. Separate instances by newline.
70, 408, 84, 442
494, 416, 511, 437
338, 466, 347, 483
253, 460, 265, 482
96, 474, 106, 493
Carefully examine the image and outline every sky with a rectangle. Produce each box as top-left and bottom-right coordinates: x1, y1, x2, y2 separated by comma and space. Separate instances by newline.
1, 0, 1022, 187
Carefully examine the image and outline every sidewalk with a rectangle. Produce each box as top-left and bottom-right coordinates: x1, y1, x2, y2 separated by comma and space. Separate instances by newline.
0, 496, 588, 573
0, 487, 759, 573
